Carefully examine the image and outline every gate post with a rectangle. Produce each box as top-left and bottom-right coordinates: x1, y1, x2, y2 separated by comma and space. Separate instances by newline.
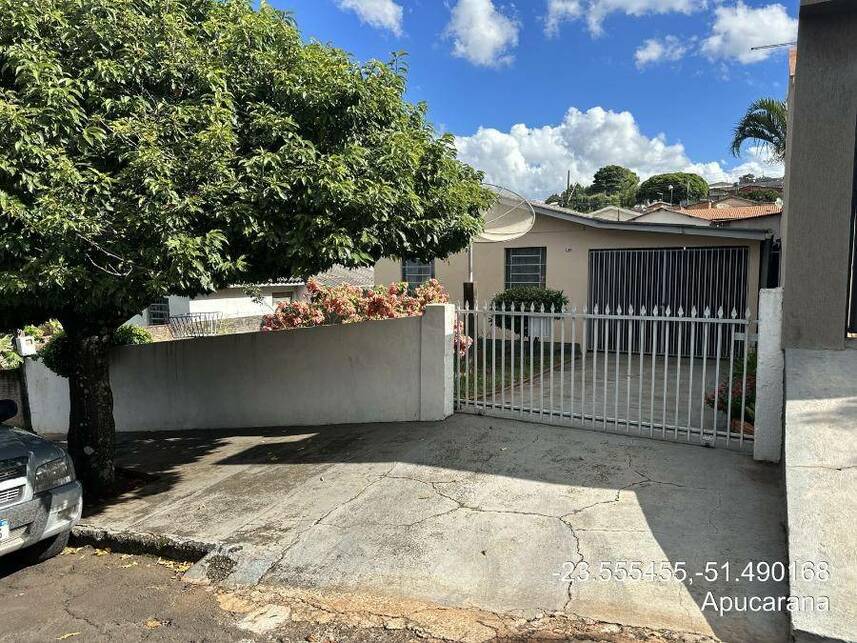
754, 288, 784, 463
420, 303, 455, 421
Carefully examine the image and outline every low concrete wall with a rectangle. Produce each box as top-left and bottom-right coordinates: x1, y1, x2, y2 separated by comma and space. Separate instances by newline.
26, 305, 454, 434
754, 288, 784, 463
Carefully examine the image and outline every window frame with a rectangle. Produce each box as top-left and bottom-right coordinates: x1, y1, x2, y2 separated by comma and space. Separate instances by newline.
504, 247, 547, 290
401, 259, 435, 288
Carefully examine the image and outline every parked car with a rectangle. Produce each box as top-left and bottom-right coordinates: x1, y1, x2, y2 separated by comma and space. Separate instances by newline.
0, 399, 82, 561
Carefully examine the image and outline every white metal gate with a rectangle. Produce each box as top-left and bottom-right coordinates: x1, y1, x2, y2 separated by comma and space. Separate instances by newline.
454, 303, 757, 450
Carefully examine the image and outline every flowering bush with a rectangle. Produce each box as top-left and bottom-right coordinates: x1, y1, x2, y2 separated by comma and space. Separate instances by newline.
263, 278, 450, 330
705, 349, 757, 424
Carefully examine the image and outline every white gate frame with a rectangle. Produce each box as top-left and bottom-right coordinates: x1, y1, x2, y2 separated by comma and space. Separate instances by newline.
454, 302, 758, 451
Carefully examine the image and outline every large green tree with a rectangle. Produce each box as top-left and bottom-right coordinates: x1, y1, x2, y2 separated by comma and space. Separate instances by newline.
730, 98, 787, 162
590, 165, 638, 201
546, 164, 638, 213
636, 172, 708, 205
0, 0, 491, 492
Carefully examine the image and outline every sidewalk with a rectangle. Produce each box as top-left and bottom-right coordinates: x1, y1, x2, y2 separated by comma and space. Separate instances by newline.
79, 414, 789, 642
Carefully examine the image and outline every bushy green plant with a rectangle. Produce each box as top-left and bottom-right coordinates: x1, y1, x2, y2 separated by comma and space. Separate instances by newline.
0, 335, 22, 370
40, 326, 152, 377
491, 287, 569, 337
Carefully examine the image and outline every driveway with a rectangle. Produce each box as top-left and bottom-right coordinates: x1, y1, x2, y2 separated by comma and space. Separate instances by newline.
82, 414, 788, 642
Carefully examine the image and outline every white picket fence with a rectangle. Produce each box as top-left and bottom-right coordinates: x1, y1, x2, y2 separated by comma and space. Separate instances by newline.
455, 303, 757, 450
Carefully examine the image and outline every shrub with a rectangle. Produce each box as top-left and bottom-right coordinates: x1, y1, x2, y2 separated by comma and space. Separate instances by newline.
491, 287, 569, 337
262, 278, 450, 331
39, 325, 152, 377
112, 325, 153, 346
706, 348, 757, 424
0, 335, 22, 370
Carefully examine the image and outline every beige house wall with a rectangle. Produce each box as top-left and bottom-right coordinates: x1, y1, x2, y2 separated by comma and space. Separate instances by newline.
376, 214, 763, 320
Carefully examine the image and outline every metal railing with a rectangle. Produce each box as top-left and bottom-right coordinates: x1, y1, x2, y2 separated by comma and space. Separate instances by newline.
169, 312, 223, 338
455, 302, 757, 450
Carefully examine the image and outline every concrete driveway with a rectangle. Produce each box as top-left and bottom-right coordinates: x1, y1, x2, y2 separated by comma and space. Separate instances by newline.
83, 414, 788, 642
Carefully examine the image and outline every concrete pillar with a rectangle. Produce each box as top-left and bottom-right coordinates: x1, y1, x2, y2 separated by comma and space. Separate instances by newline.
754, 288, 784, 463
419, 303, 455, 421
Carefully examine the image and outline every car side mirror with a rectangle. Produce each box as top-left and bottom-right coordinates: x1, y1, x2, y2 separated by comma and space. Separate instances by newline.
0, 399, 18, 423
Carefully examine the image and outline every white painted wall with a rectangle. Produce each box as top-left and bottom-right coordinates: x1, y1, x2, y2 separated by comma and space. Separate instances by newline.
754, 288, 784, 463
25, 305, 454, 434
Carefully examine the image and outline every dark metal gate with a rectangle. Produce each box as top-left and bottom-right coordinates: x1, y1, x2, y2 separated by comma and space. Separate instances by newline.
588, 247, 750, 354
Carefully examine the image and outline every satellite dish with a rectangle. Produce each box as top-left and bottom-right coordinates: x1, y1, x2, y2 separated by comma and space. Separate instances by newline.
474, 184, 536, 243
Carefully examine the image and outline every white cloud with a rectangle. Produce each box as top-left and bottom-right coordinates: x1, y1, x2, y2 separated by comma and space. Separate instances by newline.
335, 0, 404, 36
545, 0, 707, 37
454, 107, 783, 199
634, 35, 689, 68
545, 0, 583, 37
445, 0, 520, 68
701, 2, 797, 64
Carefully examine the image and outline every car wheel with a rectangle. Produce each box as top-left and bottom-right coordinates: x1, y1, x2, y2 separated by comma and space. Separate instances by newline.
22, 530, 70, 563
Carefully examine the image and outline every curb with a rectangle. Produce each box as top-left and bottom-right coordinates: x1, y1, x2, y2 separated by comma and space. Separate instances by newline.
71, 524, 215, 562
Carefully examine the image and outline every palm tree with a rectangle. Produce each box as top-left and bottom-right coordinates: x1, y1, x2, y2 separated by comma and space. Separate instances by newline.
730, 98, 788, 162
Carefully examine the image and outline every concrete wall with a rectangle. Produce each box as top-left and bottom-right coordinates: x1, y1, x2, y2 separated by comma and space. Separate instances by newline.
754, 289, 784, 463
781, 2, 857, 349
376, 214, 763, 318
25, 305, 454, 434
0, 368, 27, 428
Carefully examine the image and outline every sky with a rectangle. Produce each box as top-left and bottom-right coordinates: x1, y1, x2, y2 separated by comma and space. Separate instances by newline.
271, 0, 797, 200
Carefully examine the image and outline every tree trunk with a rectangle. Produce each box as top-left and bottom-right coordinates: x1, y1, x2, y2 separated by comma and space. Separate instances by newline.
66, 331, 116, 494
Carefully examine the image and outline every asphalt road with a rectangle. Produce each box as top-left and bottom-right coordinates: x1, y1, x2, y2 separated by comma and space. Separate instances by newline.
0, 545, 418, 643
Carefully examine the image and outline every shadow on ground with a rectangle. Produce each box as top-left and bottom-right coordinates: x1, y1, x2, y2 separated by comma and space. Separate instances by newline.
76, 414, 788, 642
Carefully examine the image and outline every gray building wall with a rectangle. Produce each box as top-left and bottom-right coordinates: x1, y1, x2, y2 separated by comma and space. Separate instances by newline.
781, 1, 857, 349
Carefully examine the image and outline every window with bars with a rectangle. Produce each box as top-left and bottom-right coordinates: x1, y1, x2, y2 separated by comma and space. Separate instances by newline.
402, 259, 435, 288
148, 298, 170, 326
505, 247, 547, 289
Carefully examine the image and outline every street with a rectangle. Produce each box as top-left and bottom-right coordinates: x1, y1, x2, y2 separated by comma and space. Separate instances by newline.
0, 546, 417, 643
0, 544, 722, 643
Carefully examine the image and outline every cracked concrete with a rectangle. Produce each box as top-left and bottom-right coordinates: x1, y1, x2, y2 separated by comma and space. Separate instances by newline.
81, 413, 788, 641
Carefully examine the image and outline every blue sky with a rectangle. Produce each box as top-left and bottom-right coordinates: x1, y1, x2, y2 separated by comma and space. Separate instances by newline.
271, 0, 797, 199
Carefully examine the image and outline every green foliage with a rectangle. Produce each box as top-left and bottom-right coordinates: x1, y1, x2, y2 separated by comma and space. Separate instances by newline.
590, 165, 639, 200
731, 98, 787, 162
744, 189, 781, 203
491, 287, 568, 337
0, 334, 22, 369
112, 324, 153, 346
22, 324, 43, 340
545, 165, 638, 212
0, 0, 492, 333
636, 173, 708, 205
546, 183, 617, 213
39, 325, 152, 377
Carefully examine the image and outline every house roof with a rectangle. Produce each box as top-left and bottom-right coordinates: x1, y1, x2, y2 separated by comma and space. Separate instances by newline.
684, 196, 758, 210
313, 265, 375, 288
676, 204, 782, 221
533, 201, 771, 240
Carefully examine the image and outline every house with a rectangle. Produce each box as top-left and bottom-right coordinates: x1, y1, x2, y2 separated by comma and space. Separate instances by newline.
633, 204, 782, 286
736, 176, 784, 197
684, 195, 762, 210
132, 266, 374, 328
376, 199, 772, 318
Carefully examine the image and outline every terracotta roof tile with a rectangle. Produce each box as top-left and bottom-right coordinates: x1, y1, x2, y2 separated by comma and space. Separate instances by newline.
677, 204, 782, 221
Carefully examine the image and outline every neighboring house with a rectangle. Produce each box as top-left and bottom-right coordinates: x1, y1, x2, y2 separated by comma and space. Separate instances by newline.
737, 176, 784, 197
708, 181, 736, 199
132, 266, 374, 328
582, 205, 641, 222
684, 196, 761, 210
708, 176, 785, 200
634, 204, 782, 287
376, 199, 771, 318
